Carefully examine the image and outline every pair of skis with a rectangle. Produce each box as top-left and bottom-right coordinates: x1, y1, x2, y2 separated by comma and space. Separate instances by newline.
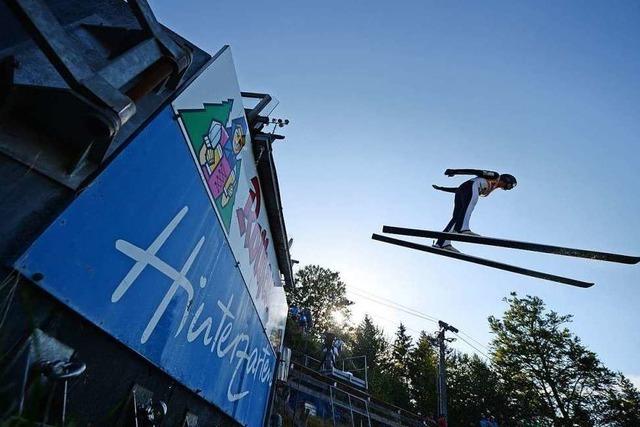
372, 226, 640, 288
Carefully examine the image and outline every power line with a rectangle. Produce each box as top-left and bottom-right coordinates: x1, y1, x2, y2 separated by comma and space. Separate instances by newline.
458, 330, 491, 351
346, 286, 492, 358
347, 287, 439, 323
452, 332, 490, 360
349, 285, 439, 322
347, 289, 438, 325
366, 313, 422, 335
349, 293, 490, 359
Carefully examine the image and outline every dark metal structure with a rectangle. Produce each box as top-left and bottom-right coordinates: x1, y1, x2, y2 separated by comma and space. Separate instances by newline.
434, 321, 457, 422
0, 1, 293, 425
273, 351, 425, 426
243, 91, 294, 289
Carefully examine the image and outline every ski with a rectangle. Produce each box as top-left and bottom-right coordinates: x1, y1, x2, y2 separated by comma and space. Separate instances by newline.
371, 233, 594, 288
382, 226, 640, 265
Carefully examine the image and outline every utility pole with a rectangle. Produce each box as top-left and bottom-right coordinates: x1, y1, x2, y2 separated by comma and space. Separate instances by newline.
435, 320, 458, 421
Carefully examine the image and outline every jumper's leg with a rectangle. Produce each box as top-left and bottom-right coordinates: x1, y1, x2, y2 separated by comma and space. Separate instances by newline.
436, 218, 456, 247
437, 181, 474, 246
459, 187, 479, 232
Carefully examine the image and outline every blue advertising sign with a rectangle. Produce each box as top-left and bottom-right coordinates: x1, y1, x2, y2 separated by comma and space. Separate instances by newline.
15, 106, 275, 426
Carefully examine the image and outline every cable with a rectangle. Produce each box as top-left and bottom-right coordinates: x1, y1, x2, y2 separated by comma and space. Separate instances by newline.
367, 315, 488, 363
365, 313, 422, 335
347, 289, 438, 325
452, 332, 491, 360
348, 285, 439, 322
458, 330, 491, 351
346, 285, 492, 358
347, 288, 438, 323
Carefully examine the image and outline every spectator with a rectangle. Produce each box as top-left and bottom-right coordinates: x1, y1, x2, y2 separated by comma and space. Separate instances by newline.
490, 415, 498, 427
480, 414, 490, 427
437, 414, 447, 427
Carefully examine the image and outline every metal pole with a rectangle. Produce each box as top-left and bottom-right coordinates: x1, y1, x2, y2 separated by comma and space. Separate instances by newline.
347, 394, 355, 427
435, 320, 458, 422
364, 398, 372, 427
437, 329, 448, 420
264, 351, 282, 427
363, 356, 368, 390
329, 385, 336, 427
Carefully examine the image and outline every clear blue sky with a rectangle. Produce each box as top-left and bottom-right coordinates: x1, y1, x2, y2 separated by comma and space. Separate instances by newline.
153, 0, 640, 384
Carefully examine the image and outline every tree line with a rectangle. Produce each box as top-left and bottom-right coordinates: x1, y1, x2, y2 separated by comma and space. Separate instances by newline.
285, 265, 640, 426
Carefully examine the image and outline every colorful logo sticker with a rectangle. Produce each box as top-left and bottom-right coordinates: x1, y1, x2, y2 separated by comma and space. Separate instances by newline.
178, 100, 248, 232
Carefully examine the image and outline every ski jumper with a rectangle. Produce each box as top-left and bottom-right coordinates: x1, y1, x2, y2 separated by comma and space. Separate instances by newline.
436, 177, 498, 247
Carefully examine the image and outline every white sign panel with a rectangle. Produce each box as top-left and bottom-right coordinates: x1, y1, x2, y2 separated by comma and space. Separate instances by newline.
172, 46, 286, 348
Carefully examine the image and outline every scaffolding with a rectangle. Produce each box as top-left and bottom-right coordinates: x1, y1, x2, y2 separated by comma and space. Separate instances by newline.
275, 351, 424, 427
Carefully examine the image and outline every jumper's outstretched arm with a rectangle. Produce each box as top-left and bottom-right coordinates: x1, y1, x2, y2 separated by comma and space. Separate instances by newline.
432, 185, 457, 193
444, 169, 499, 179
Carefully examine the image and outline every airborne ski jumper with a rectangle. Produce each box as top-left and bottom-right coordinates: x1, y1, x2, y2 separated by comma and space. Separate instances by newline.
432, 169, 517, 252
372, 168, 638, 288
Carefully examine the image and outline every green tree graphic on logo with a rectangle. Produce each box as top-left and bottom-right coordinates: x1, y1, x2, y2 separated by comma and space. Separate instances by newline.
179, 100, 246, 232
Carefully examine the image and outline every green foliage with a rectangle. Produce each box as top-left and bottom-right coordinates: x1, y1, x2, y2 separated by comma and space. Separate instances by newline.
408, 331, 438, 416
599, 373, 640, 426
350, 315, 387, 371
391, 323, 413, 376
447, 352, 509, 425
350, 315, 396, 403
387, 323, 413, 408
286, 265, 352, 341
283, 265, 640, 426
488, 292, 640, 426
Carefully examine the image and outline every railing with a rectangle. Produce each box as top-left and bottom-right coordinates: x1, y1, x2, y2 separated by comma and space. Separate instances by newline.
340, 355, 368, 390
280, 361, 425, 427
290, 350, 369, 390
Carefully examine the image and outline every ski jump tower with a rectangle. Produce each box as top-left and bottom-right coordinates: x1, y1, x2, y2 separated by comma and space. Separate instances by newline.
0, 1, 294, 425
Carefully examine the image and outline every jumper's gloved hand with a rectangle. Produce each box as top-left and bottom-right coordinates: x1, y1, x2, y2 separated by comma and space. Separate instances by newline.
444, 169, 456, 177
